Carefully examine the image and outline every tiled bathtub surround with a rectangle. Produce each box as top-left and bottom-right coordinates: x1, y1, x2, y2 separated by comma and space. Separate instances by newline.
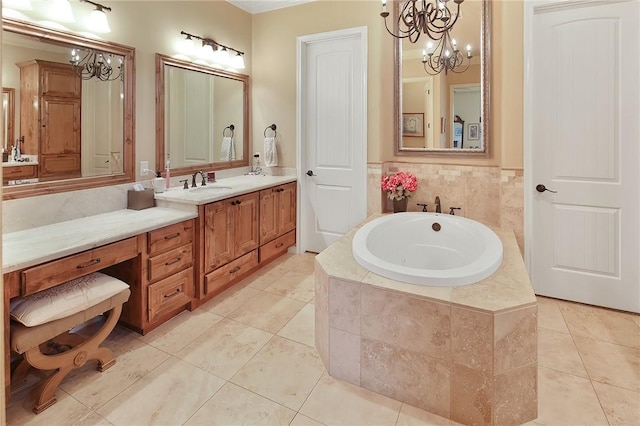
371, 162, 524, 252
315, 218, 538, 425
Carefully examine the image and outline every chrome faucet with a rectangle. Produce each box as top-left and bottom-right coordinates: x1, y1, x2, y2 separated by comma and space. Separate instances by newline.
435, 196, 441, 213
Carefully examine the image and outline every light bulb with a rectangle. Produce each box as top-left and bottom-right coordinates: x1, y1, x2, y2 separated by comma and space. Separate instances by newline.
4, 0, 32, 11
87, 7, 111, 33
50, 0, 74, 23
230, 53, 245, 70
445, 49, 450, 58
181, 36, 196, 55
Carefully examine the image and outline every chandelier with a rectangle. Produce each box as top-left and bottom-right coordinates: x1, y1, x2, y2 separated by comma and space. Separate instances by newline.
381, 0, 471, 75
70, 48, 123, 81
421, 32, 472, 75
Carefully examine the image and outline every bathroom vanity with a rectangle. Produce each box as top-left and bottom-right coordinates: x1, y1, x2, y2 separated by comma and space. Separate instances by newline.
3, 175, 297, 401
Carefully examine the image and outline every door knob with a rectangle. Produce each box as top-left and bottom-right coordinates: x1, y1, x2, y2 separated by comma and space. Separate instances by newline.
536, 184, 557, 193
306, 170, 317, 177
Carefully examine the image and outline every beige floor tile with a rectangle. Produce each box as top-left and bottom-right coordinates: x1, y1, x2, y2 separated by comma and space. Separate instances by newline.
396, 403, 463, 425
278, 303, 316, 347
176, 318, 273, 380
228, 291, 305, 333
199, 282, 263, 317
74, 412, 115, 426
632, 314, 640, 328
573, 335, 640, 392
559, 302, 640, 348
592, 381, 640, 426
264, 270, 315, 302
300, 373, 402, 426
6, 388, 91, 426
184, 382, 295, 425
137, 309, 224, 354
536, 297, 569, 334
242, 265, 291, 290
230, 336, 325, 410
96, 357, 225, 425
537, 328, 588, 378
60, 333, 170, 410
278, 253, 317, 274
290, 413, 327, 426
536, 366, 608, 425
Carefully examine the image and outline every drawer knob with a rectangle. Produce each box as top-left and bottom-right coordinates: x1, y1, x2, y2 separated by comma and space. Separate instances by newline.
76, 258, 101, 269
165, 257, 181, 266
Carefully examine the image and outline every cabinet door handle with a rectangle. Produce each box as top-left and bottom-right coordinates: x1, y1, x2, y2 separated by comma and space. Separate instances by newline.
165, 257, 181, 266
229, 266, 241, 274
164, 232, 180, 240
163, 288, 181, 300
77, 258, 101, 269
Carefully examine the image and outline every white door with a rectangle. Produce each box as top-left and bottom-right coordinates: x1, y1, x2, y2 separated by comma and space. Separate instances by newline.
298, 28, 367, 253
527, 0, 640, 313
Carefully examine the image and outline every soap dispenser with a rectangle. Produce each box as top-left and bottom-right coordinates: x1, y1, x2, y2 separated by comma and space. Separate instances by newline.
153, 171, 166, 193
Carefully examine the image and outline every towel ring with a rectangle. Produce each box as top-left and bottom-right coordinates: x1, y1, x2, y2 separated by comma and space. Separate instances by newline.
264, 124, 277, 138
223, 124, 235, 138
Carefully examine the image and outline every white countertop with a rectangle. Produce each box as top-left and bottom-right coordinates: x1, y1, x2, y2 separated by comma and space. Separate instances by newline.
154, 174, 297, 205
3, 207, 198, 273
3, 160, 38, 167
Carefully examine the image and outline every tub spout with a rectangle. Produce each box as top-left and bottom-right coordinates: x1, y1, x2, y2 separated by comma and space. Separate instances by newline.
435, 196, 441, 213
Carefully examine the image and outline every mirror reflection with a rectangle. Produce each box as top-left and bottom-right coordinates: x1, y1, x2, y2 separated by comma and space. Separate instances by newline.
156, 54, 249, 176
2, 27, 125, 185
3, 87, 15, 156
395, 0, 490, 155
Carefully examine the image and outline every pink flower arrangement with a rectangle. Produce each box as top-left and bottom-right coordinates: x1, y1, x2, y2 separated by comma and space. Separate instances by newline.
381, 171, 418, 200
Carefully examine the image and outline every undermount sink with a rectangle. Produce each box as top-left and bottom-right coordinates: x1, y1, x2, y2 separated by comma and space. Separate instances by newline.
188, 185, 232, 193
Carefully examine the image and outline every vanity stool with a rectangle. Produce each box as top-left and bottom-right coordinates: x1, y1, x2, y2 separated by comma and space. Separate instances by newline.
9, 272, 130, 414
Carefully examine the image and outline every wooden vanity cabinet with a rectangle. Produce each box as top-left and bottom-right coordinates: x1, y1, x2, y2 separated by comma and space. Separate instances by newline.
259, 182, 297, 263
2, 164, 38, 182
201, 192, 259, 298
17, 59, 81, 181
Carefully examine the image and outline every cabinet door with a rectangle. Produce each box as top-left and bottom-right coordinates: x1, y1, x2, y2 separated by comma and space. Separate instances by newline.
278, 182, 297, 236
234, 192, 259, 257
204, 200, 234, 272
41, 64, 81, 97
259, 188, 278, 244
41, 97, 81, 155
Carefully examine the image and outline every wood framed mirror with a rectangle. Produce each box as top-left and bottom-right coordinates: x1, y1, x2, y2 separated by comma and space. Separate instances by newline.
393, 0, 491, 156
155, 54, 249, 177
1, 18, 135, 200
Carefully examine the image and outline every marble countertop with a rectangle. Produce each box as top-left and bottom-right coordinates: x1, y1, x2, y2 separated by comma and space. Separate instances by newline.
154, 174, 297, 206
3, 207, 198, 273
316, 214, 536, 313
3, 160, 38, 167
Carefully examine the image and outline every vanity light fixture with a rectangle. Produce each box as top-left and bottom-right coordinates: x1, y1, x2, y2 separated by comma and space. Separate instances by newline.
70, 48, 123, 81
180, 31, 246, 70
421, 34, 472, 75
3, 0, 33, 11
80, 0, 112, 33
380, 0, 464, 43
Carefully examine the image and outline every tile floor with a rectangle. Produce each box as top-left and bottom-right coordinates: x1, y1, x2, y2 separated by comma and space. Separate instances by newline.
6, 253, 640, 425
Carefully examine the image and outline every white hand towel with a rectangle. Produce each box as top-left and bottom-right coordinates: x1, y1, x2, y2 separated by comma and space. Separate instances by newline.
264, 136, 278, 167
220, 136, 236, 161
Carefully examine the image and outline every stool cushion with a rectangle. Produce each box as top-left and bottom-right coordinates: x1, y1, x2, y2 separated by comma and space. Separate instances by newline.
11, 288, 131, 354
10, 272, 130, 327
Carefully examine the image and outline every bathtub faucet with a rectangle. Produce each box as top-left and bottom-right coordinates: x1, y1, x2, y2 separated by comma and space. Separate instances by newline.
435, 196, 441, 213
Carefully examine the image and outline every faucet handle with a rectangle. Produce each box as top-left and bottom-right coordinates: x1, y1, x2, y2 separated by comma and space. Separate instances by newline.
416, 203, 428, 212
449, 207, 462, 215
179, 179, 188, 190
199, 170, 207, 186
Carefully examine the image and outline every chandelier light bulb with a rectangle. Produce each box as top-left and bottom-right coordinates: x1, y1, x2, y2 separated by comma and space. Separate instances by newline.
445, 49, 451, 58
88, 7, 111, 33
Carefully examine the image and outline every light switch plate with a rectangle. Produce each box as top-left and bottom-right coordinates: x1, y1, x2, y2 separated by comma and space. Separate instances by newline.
140, 160, 149, 175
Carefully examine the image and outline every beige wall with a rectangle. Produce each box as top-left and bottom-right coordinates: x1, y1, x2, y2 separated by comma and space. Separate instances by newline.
251, 0, 524, 169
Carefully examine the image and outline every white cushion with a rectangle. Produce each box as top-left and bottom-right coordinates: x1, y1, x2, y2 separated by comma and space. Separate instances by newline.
10, 272, 130, 327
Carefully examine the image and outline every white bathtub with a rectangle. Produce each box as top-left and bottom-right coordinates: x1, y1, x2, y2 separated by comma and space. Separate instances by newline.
351, 213, 503, 286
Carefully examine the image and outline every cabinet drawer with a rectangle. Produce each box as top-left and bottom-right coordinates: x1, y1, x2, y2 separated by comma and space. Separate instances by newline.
260, 230, 296, 264
3, 165, 38, 180
148, 243, 193, 283
148, 267, 193, 323
22, 237, 138, 296
148, 221, 194, 256
204, 250, 258, 296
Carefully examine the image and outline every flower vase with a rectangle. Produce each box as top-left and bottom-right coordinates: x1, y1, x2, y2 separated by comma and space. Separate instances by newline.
392, 198, 408, 213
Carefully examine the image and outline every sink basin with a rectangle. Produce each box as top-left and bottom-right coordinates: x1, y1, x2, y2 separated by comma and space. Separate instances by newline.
188, 185, 232, 193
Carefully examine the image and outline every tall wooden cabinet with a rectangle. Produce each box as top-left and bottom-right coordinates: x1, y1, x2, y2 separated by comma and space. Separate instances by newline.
259, 182, 297, 263
17, 59, 82, 180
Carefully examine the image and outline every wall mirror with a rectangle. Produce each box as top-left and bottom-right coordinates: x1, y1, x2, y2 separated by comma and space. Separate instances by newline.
1, 18, 135, 200
155, 54, 249, 177
394, 0, 491, 156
